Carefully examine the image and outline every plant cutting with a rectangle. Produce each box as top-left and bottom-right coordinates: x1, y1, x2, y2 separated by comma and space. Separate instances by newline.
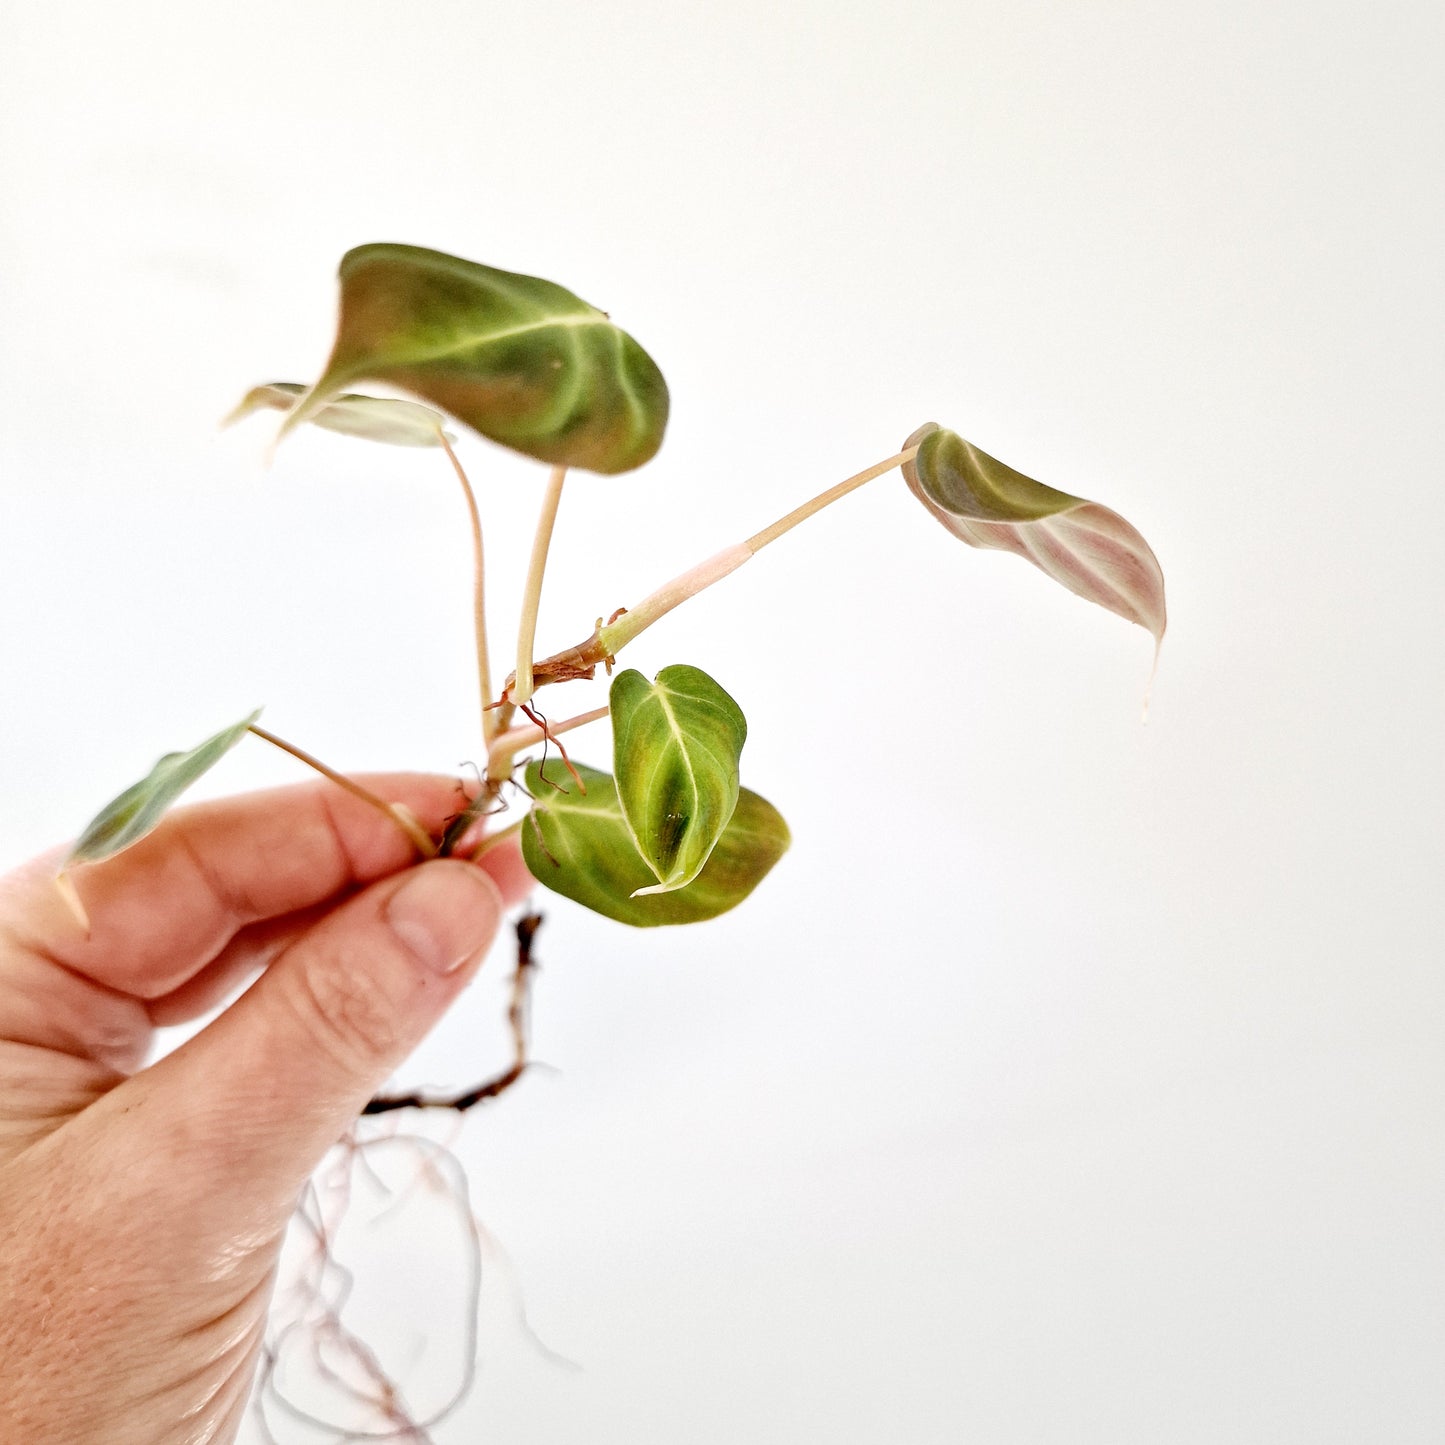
22, 241, 1166, 1436
63, 243, 1166, 991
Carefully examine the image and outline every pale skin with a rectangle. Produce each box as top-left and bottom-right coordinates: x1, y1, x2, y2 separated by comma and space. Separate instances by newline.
0, 774, 533, 1444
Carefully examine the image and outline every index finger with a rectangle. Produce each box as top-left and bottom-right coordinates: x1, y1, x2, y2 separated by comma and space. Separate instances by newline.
0, 773, 516, 999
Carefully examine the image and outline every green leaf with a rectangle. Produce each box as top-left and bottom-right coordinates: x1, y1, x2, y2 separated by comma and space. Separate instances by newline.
521, 761, 789, 927
64, 710, 262, 869
610, 664, 747, 896
224, 381, 454, 447
903, 423, 1167, 643
278, 244, 669, 475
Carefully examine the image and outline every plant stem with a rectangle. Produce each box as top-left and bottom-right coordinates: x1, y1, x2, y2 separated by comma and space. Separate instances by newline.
449, 701, 609, 852
247, 724, 439, 858
512, 466, 567, 707
469, 815, 525, 861
595, 444, 920, 658
439, 431, 496, 745
486, 703, 608, 783
437, 778, 505, 858
597, 545, 752, 655
744, 446, 918, 551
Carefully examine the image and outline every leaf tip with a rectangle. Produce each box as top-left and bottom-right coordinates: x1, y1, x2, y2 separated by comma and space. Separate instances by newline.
54, 871, 91, 936
1140, 635, 1163, 725
218, 396, 253, 432
270, 383, 327, 453
629, 874, 682, 898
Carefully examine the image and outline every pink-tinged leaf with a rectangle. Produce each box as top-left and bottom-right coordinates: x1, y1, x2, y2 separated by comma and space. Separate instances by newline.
902, 423, 1166, 646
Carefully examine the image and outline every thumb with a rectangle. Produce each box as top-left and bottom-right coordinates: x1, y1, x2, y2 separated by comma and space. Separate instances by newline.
129, 859, 506, 1218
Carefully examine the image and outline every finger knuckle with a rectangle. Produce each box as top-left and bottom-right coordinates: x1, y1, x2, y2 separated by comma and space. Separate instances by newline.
289, 948, 402, 1069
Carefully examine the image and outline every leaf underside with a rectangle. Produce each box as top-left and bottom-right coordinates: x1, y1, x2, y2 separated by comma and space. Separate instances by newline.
64, 709, 263, 870
903, 423, 1166, 643
521, 761, 789, 927
279, 243, 670, 475
224, 382, 454, 447
610, 664, 748, 895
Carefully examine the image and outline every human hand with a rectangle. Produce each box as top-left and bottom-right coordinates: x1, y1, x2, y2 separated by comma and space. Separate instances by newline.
0, 775, 532, 1444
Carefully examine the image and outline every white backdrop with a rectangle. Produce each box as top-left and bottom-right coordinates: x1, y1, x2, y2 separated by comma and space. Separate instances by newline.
2, 1, 1442, 1440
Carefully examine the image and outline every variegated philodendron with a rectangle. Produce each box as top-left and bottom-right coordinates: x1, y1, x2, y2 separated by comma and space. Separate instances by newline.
64, 242, 1165, 935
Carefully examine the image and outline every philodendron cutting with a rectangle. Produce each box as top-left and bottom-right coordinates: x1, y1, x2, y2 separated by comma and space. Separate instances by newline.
61, 242, 1166, 1044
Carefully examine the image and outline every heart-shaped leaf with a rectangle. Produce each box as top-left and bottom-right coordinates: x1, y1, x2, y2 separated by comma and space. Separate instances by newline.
610, 664, 747, 896
521, 761, 789, 926
278, 243, 669, 475
902, 423, 1166, 644
64, 709, 263, 870
224, 382, 454, 447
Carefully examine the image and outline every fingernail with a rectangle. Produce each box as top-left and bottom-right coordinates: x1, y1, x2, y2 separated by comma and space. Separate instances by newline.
384, 863, 502, 975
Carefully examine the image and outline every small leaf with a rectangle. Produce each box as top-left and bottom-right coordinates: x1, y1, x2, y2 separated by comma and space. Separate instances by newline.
64, 710, 262, 869
279, 244, 669, 475
902, 423, 1167, 643
521, 761, 789, 927
224, 382, 453, 447
610, 664, 747, 895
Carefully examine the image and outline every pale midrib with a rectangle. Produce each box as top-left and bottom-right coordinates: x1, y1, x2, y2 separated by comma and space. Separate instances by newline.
653, 693, 701, 812
622, 695, 697, 885
547, 798, 625, 823
373, 311, 612, 369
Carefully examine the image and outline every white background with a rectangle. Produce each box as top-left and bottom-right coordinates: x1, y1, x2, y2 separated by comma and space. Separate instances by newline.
2, 1, 1441, 1440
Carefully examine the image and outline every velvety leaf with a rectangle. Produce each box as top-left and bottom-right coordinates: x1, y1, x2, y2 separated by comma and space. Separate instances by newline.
902, 423, 1167, 643
64, 710, 263, 869
610, 664, 747, 895
279, 243, 669, 474
224, 381, 453, 446
521, 761, 789, 927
